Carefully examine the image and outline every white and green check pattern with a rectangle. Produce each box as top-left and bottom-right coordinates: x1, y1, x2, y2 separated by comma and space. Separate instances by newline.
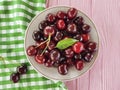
0, 0, 67, 90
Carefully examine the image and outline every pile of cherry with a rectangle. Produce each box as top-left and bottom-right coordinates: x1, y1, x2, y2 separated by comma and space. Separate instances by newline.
26, 8, 97, 75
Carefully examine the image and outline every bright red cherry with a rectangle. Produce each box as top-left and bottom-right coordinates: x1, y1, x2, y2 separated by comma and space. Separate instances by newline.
44, 26, 55, 36
72, 42, 84, 53
75, 60, 84, 70
35, 54, 46, 64
81, 34, 90, 42
57, 19, 66, 30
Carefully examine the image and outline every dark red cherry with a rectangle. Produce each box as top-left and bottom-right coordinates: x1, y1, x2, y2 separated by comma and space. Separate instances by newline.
67, 23, 77, 34
59, 57, 66, 64
44, 26, 55, 36
73, 34, 83, 41
66, 59, 74, 66
65, 47, 74, 58
56, 11, 67, 19
17, 66, 27, 75
46, 13, 56, 23
84, 53, 93, 62
35, 54, 46, 64
50, 49, 61, 61
58, 64, 68, 75
44, 59, 54, 67
27, 45, 37, 56
86, 42, 97, 52
74, 54, 82, 60
56, 19, 66, 30
38, 20, 48, 29
17, 63, 27, 75
72, 42, 84, 53
54, 31, 63, 41
73, 16, 83, 25
82, 24, 90, 33
67, 8, 78, 19
32, 31, 42, 41
75, 60, 84, 70
10, 72, 20, 83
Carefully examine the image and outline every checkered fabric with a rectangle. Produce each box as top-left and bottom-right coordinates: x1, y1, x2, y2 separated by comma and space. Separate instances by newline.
0, 0, 67, 90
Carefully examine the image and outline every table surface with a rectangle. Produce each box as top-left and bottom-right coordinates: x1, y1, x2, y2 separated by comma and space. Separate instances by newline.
46, 0, 120, 90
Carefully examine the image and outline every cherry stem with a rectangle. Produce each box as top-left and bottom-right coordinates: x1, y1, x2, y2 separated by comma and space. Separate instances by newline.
35, 39, 48, 48
40, 34, 51, 56
0, 56, 6, 68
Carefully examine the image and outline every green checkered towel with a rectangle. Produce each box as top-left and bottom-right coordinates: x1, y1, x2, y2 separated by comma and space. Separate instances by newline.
0, 0, 67, 90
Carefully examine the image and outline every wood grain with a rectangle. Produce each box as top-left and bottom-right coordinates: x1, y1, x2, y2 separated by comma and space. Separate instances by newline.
46, 0, 120, 90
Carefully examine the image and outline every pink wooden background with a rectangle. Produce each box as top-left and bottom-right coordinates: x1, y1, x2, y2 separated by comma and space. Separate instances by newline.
46, 0, 120, 90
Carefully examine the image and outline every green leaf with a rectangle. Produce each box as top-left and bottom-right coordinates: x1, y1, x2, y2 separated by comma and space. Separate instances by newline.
56, 38, 78, 50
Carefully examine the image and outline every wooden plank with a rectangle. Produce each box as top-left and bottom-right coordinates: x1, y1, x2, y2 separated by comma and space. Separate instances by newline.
90, 0, 120, 90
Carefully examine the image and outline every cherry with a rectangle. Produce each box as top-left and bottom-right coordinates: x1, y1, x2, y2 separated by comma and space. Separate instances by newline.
67, 23, 77, 34
86, 42, 97, 52
27, 45, 37, 56
38, 20, 48, 29
82, 24, 90, 33
44, 59, 54, 67
80, 50, 89, 59
58, 64, 68, 75
44, 26, 55, 36
66, 59, 73, 66
74, 54, 82, 60
75, 60, 84, 70
49, 49, 61, 61
32, 31, 42, 41
56, 11, 67, 19
48, 41, 56, 51
59, 57, 66, 64
10, 72, 20, 83
46, 13, 56, 23
73, 34, 83, 41
35, 54, 46, 64
81, 34, 90, 42
72, 42, 84, 53
84, 52, 93, 62
54, 31, 63, 41
56, 19, 66, 30
65, 47, 74, 58
67, 8, 78, 19
73, 16, 83, 25
17, 63, 27, 75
